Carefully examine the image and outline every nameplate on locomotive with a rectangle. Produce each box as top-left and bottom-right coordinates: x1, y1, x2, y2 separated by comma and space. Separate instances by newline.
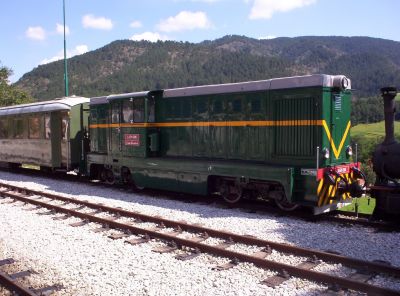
301, 169, 317, 176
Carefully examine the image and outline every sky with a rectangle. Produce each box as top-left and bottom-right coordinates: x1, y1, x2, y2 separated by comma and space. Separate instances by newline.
1, 0, 399, 82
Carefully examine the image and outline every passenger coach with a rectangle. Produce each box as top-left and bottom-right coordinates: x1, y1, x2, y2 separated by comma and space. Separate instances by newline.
87, 74, 364, 214
0, 96, 89, 172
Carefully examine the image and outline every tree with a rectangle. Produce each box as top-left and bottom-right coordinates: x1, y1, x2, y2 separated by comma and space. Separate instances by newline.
0, 62, 32, 107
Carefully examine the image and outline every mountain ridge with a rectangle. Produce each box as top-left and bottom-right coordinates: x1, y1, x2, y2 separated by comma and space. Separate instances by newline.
16, 35, 400, 100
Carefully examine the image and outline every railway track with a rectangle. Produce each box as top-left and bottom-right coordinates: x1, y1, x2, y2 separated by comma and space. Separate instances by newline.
1, 182, 400, 295
2, 166, 397, 231
0, 258, 62, 296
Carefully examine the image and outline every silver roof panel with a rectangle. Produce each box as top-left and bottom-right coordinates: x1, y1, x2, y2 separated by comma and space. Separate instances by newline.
107, 91, 149, 101
163, 80, 271, 98
89, 96, 109, 106
163, 74, 351, 98
0, 96, 89, 116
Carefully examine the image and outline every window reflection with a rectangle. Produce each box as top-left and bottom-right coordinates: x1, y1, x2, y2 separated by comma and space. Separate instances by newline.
45, 115, 51, 139
133, 98, 144, 122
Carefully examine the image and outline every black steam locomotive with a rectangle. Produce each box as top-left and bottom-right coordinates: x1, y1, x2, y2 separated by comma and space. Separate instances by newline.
371, 87, 400, 220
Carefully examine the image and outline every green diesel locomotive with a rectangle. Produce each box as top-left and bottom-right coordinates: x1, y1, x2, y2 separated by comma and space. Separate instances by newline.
87, 74, 364, 214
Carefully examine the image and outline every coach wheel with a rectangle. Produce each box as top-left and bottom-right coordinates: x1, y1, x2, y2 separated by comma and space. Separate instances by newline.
274, 192, 299, 211
221, 182, 242, 204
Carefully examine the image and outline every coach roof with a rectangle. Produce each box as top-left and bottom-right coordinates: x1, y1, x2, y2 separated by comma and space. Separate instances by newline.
0, 96, 89, 116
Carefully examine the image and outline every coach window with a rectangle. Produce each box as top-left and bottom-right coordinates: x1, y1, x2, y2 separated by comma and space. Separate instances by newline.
45, 114, 51, 139
0, 119, 7, 138
29, 116, 41, 139
14, 118, 25, 139
133, 98, 144, 122
122, 100, 133, 123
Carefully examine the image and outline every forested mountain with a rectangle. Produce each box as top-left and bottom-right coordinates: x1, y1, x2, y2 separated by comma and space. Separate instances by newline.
15, 35, 400, 101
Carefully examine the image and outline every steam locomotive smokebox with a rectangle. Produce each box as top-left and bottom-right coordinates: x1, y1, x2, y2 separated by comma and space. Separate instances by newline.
371, 87, 400, 220
372, 87, 400, 179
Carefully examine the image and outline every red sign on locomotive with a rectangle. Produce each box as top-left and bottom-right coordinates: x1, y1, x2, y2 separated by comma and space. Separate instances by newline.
124, 134, 140, 146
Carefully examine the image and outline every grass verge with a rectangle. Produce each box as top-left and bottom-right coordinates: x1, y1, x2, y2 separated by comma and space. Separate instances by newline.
339, 196, 375, 215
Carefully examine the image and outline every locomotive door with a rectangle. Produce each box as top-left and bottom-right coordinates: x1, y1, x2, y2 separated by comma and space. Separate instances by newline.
121, 97, 147, 158
109, 101, 121, 155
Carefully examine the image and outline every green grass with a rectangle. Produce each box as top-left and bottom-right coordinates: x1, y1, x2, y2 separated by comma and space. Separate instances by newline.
339, 196, 375, 215
351, 121, 400, 140
395, 93, 400, 102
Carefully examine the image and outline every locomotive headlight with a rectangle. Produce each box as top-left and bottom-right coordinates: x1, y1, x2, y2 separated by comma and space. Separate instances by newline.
322, 147, 330, 159
341, 77, 349, 89
346, 145, 353, 157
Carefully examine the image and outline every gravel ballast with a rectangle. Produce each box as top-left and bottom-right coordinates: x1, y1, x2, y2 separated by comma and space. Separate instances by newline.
0, 170, 399, 295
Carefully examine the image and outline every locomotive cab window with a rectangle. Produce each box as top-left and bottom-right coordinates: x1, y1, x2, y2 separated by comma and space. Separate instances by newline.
133, 98, 144, 123
147, 96, 155, 122
111, 104, 120, 124
90, 109, 98, 124
122, 100, 133, 123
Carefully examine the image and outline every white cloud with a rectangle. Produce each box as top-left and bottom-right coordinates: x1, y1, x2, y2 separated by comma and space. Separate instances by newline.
248, 0, 317, 20
82, 14, 113, 30
56, 23, 70, 35
40, 45, 89, 65
258, 35, 277, 39
190, 0, 221, 2
174, 0, 221, 2
130, 21, 143, 28
26, 26, 46, 40
130, 32, 169, 42
157, 11, 211, 32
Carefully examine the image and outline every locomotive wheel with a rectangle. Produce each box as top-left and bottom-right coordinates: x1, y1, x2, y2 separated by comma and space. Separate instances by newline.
274, 192, 299, 211
105, 169, 115, 185
221, 183, 242, 204
133, 183, 145, 190
99, 169, 107, 182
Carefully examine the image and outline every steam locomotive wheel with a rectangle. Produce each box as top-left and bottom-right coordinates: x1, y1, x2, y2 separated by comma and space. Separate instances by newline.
221, 183, 242, 204
274, 193, 299, 211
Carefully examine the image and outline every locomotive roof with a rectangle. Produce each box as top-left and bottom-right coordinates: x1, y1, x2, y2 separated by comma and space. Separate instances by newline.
0, 96, 89, 116
88, 74, 351, 104
163, 74, 351, 98
89, 91, 149, 105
